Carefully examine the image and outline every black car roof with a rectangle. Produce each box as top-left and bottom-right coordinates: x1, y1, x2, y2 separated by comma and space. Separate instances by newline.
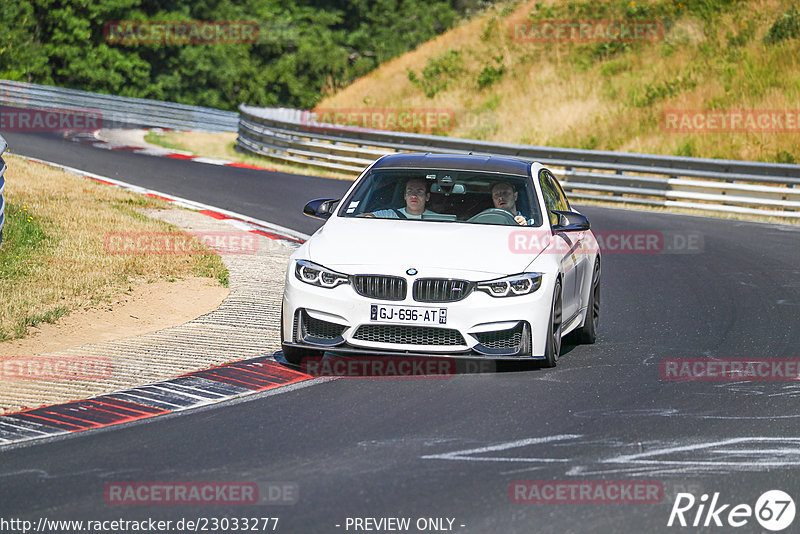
370, 152, 532, 177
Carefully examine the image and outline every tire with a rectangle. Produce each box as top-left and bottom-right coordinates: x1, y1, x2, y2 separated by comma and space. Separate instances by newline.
542, 279, 562, 368
574, 260, 600, 345
280, 305, 323, 366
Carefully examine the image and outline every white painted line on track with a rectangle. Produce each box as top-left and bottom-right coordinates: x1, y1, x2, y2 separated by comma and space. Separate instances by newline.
421, 434, 583, 462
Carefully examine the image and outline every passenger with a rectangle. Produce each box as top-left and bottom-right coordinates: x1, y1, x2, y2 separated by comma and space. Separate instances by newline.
370, 178, 437, 219
491, 181, 533, 226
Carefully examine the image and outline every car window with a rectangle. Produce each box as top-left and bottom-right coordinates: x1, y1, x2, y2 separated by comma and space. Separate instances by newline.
338, 169, 543, 227
538, 170, 561, 226
547, 172, 570, 212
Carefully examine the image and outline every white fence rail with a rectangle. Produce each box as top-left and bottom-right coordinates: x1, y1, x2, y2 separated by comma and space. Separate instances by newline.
1, 80, 238, 132
238, 105, 800, 219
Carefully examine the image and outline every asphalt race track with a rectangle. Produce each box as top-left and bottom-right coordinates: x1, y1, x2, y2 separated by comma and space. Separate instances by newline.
2, 131, 344, 235
2, 131, 799, 533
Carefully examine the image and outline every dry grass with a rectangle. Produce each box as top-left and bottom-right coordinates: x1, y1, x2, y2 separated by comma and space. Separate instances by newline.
0, 155, 228, 341
146, 131, 356, 181
139, 1, 798, 226
317, 0, 800, 164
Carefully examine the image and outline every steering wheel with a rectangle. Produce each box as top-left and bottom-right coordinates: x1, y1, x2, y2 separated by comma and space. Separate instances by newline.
467, 208, 518, 225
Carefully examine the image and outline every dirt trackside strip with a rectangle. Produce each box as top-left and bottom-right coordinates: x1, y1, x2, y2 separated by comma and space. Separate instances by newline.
0, 206, 298, 414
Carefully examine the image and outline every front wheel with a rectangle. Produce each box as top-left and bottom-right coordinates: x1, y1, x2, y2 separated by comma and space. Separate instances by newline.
574, 260, 600, 344
542, 280, 562, 368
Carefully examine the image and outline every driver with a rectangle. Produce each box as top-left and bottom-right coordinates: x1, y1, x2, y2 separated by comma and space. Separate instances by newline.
370, 178, 437, 219
491, 181, 533, 226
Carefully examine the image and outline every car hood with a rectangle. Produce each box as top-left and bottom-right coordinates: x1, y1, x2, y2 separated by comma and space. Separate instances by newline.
305, 218, 554, 278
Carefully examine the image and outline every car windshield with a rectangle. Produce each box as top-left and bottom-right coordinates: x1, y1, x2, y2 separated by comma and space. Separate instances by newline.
338, 168, 543, 227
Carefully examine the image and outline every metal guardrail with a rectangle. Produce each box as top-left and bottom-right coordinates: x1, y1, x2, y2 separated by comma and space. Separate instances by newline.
238, 105, 800, 219
0, 80, 238, 132
0, 134, 6, 247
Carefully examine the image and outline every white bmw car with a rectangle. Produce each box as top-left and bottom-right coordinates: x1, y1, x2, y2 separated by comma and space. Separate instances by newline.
281, 153, 600, 367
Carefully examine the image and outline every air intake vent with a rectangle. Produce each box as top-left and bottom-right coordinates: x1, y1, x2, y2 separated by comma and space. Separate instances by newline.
302, 313, 346, 340
413, 278, 474, 302
474, 323, 525, 349
353, 325, 466, 346
353, 275, 407, 301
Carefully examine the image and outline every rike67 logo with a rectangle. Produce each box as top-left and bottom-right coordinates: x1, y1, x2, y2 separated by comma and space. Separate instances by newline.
668, 490, 795, 531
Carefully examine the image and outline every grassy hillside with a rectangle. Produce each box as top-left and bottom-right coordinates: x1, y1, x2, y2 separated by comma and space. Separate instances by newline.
316, 0, 800, 163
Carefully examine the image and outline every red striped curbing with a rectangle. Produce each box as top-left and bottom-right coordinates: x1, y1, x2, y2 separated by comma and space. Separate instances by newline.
0, 357, 314, 446
0, 155, 314, 447
65, 129, 277, 172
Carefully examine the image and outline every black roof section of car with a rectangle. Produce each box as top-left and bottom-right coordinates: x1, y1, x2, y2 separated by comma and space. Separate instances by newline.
371, 152, 531, 177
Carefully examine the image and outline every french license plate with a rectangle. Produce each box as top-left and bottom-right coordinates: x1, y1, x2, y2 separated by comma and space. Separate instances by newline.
370, 304, 447, 325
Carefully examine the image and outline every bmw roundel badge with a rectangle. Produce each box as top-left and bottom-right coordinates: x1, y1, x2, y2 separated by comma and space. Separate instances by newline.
406, 268, 418, 276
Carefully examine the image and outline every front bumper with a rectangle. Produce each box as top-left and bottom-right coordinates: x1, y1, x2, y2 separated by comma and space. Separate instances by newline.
283, 265, 556, 359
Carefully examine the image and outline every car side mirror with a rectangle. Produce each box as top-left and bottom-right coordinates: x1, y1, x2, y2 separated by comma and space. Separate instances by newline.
551, 210, 590, 232
303, 198, 339, 219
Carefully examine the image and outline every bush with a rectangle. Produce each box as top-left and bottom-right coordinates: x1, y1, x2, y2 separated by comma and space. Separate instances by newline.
764, 7, 800, 44
631, 75, 697, 107
477, 55, 505, 89
408, 49, 465, 98
775, 150, 796, 164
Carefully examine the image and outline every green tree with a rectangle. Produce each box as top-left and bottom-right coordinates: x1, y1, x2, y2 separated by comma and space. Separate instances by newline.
0, 0, 491, 109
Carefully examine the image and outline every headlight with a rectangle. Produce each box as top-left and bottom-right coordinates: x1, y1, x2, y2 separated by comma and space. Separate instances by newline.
295, 260, 350, 288
476, 272, 542, 297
